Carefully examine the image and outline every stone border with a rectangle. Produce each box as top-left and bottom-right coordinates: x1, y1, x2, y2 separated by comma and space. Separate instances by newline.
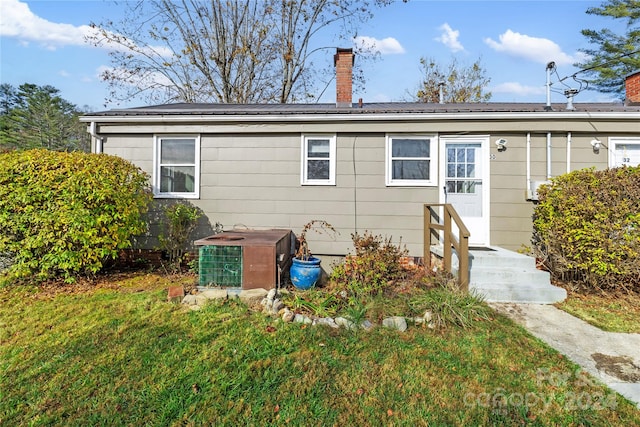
174, 287, 436, 332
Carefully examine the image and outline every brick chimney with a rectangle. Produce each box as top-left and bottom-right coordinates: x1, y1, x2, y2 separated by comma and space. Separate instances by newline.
334, 48, 354, 107
626, 71, 640, 105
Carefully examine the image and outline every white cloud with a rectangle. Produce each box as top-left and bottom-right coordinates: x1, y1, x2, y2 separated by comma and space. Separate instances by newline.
435, 23, 464, 53
0, 0, 98, 50
0, 0, 172, 57
354, 36, 405, 54
484, 30, 587, 66
58, 70, 70, 77
491, 82, 546, 97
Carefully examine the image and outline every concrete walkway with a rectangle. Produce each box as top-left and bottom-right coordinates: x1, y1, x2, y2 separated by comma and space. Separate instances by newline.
491, 303, 640, 409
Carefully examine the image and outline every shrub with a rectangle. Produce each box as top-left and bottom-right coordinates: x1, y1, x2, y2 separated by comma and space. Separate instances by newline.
157, 201, 202, 272
329, 231, 409, 300
0, 149, 151, 283
532, 166, 640, 292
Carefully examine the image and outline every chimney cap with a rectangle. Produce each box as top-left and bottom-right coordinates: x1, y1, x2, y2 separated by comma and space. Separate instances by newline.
334, 47, 355, 66
624, 70, 640, 79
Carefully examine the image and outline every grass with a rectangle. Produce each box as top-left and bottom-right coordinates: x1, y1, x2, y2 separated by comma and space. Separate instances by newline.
556, 289, 640, 333
1, 272, 639, 426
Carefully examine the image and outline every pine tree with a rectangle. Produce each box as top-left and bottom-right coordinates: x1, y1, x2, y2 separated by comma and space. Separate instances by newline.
576, 0, 640, 99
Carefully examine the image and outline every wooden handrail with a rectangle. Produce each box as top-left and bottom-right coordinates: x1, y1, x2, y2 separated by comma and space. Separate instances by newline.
424, 204, 470, 291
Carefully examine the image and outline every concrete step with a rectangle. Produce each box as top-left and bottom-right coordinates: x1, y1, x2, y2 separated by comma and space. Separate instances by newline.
470, 281, 567, 304
468, 266, 551, 286
430, 245, 537, 269
432, 245, 567, 304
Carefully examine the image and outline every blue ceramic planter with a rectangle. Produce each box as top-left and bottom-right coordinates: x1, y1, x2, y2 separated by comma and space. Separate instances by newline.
290, 257, 322, 290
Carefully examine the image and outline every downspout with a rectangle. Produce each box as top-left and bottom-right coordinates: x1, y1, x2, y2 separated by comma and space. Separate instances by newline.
566, 132, 571, 174
89, 121, 104, 154
526, 132, 531, 198
546, 132, 552, 180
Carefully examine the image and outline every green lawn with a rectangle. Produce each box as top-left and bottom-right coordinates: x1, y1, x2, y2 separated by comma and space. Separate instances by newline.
556, 290, 640, 333
1, 273, 638, 426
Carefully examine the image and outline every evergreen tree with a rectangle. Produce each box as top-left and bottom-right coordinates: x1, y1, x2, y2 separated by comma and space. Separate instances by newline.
576, 0, 640, 99
0, 84, 89, 152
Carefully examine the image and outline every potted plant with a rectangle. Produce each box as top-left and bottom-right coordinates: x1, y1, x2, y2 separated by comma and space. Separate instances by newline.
290, 220, 337, 290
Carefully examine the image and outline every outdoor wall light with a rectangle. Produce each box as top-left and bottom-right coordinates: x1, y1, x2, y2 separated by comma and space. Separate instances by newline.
591, 139, 602, 154
495, 138, 508, 152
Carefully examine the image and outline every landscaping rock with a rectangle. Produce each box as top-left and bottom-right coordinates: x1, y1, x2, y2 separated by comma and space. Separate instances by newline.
335, 316, 356, 330
272, 299, 285, 312
316, 317, 339, 329
201, 289, 228, 300
282, 309, 295, 323
239, 288, 268, 305
294, 314, 306, 323
423, 310, 433, 322
266, 288, 278, 301
360, 319, 375, 331
182, 294, 198, 305
383, 316, 407, 332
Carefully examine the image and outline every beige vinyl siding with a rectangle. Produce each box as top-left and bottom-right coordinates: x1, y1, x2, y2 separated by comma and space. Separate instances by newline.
102, 134, 154, 175
487, 132, 611, 250
94, 114, 637, 256
195, 132, 432, 255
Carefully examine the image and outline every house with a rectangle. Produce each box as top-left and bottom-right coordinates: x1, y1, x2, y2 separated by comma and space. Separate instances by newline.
81, 50, 640, 282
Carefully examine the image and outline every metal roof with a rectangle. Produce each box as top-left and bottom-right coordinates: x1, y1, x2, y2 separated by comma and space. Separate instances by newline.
83, 101, 640, 119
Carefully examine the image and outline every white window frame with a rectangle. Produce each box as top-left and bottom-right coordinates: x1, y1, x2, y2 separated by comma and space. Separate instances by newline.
301, 134, 336, 185
153, 134, 200, 199
608, 137, 640, 168
385, 134, 438, 186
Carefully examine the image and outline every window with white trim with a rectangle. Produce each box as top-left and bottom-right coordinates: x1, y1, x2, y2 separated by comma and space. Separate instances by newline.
153, 135, 200, 198
301, 134, 336, 185
609, 137, 640, 168
386, 135, 437, 186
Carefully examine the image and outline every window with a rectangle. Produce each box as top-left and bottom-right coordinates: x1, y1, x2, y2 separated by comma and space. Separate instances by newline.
301, 134, 336, 185
446, 144, 477, 194
609, 137, 640, 168
154, 135, 200, 198
386, 135, 437, 186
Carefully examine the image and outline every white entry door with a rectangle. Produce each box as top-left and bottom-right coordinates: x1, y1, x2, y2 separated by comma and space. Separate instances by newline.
440, 137, 490, 247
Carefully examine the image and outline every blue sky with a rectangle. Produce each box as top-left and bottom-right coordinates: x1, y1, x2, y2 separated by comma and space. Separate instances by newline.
0, 0, 623, 111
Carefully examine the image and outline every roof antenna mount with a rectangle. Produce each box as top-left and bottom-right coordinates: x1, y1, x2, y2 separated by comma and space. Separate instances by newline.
545, 61, 555, 111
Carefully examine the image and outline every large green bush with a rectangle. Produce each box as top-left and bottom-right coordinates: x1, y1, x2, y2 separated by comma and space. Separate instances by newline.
0, 149, 152, 282
532, 166, 640, 292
